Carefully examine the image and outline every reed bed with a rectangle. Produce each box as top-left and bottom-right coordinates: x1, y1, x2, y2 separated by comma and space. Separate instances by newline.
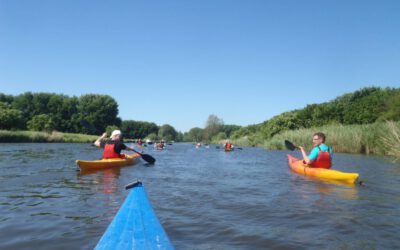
379, 121, 400, 161
263, 121, 400, 160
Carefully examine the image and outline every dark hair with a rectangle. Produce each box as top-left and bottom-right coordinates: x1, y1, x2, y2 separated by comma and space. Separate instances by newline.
313, 132, 326, 142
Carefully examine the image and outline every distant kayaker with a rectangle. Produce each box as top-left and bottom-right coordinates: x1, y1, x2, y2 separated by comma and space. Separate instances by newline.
224, 140, 233, 151
298, 132, 333, 169
137, 138, 143, 147
94, 130, 136, 159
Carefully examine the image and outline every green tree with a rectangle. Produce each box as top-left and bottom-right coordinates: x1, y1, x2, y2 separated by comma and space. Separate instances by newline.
203, 114, 224, 142
260, 111, 301, 138
221, 124, 242, 137
0, 93, 14, 104
121, 120, 159, 139
77, 94, 120, 134
184, 127, 204, 142
158, 124, 177, 141
12, 92, 35, 128
379, 90, 400, 121
146, 133, 158, 141
46, 94, 79, 132
0, 102, 23, 130
215, 132, 228, 141
175, 132, 184, 142
27, 114, 54, 131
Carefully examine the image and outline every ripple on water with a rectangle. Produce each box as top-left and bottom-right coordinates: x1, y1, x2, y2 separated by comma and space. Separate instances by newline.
1, 144, 400, 249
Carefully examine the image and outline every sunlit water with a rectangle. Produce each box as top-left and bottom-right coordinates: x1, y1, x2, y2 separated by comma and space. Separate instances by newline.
0, 143, 399, 249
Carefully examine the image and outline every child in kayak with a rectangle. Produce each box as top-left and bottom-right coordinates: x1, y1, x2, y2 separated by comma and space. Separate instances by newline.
298, 132, 333, 169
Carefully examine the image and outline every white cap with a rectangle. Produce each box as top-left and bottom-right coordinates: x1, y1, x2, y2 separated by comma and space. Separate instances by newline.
110, 130, 121, 138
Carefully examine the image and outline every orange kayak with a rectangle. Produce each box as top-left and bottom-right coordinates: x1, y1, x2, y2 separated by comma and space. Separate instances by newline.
287, 154, 359, 185
76, 153, 140, 171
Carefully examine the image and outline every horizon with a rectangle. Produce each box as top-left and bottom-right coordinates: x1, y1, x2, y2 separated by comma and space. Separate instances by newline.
1, 1, 399, 132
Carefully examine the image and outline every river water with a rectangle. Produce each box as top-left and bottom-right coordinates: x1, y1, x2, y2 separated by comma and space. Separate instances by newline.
0, 143, 399, 249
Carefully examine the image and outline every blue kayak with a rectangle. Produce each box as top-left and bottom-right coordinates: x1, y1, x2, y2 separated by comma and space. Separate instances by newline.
95, 181, 174, 250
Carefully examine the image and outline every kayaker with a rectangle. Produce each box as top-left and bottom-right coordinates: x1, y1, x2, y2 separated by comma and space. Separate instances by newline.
298, 132, 333, 169
94, 130, 136, 159
224, 140, 233, 151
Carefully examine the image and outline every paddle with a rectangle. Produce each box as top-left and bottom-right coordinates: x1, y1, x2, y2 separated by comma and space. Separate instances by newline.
284, 140, 299, 151
131, 148, 156, 164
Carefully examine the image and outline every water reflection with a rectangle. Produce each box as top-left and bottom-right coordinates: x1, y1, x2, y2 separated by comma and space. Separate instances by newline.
77, 168, 121, 194
314, 181, 359, 200
293, 175, 359, 201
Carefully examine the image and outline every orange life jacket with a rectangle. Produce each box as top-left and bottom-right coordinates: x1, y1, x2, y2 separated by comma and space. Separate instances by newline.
309, 146, 332, 169
225, 143, 232, 150
102, 143, 122, 159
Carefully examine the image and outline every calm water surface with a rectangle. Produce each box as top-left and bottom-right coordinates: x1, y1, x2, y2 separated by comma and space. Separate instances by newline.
0, 143, 399, 249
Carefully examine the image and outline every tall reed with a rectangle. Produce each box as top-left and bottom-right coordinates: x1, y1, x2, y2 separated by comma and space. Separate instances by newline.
263, 121, 399, 158
379, 121, 400, 161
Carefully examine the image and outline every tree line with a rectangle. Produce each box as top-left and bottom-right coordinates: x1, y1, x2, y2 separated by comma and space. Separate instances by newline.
0, 92, 181, 141
2, 87, 398, 144
182, 114, 242, 143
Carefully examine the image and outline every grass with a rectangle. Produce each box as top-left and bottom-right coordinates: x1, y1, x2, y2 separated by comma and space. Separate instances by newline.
379, 121, 400, 161
0, 130, 98, 143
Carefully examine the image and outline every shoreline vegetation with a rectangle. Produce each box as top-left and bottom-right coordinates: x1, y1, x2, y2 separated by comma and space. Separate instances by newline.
1, 87, 399, 161
2, 121, 399, 161
0, 130, 98, 143
230, 121, 400, 161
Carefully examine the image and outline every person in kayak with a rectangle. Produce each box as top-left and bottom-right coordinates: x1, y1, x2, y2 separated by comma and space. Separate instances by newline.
224, 140, 233, 151
137, 138, 143, 147
298, 132, 333, 169
94, 130, 136, 159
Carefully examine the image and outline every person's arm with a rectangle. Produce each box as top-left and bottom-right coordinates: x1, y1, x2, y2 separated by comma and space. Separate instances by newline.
94, 132, 107, 147
298, 146, 311, 164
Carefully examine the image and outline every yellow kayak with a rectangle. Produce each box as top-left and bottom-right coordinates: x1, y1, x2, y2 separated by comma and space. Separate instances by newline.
287, 154, 359, 185
76, 153, 140, 171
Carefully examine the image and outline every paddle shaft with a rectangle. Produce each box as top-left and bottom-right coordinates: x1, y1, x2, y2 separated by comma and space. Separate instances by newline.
130, 148, 156, 164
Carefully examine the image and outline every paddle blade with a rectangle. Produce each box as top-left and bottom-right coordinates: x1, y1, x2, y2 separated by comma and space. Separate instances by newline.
284, 140, 297, 151
141, 154, 156, 164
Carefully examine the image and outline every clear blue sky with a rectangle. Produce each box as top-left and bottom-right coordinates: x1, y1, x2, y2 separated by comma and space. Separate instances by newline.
1, 0, 399, 132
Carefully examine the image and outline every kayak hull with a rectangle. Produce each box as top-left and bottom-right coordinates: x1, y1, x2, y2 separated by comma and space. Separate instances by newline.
76, 153, 140, 170
95, 182, 174, 250
287, 154, 359, 185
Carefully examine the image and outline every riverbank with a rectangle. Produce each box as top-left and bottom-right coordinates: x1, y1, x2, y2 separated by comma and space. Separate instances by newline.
0, 130, 98, 143
231, 121, 400, 161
